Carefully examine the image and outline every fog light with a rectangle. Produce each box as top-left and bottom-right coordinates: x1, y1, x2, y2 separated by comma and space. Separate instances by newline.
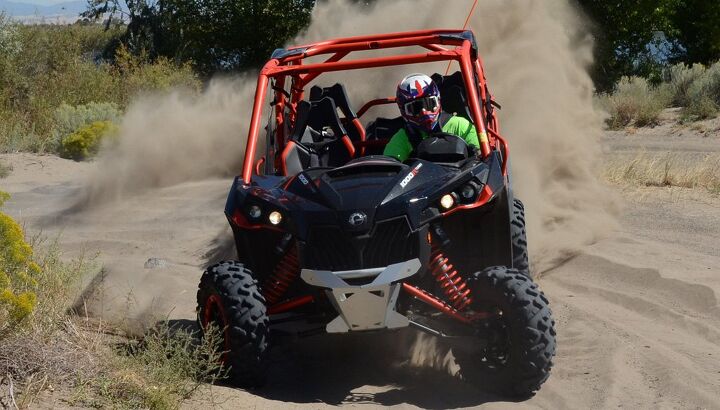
460, 184, 476, 201
440, 194, 455, 210
247, 205, 262, 219
268, 211, 283, 225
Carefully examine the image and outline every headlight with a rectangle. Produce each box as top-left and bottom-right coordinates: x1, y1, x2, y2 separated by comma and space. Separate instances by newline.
247, 205, 262, 219
439, 194, 456, 210
460, 184, 476, 201
268, 211, 283, 225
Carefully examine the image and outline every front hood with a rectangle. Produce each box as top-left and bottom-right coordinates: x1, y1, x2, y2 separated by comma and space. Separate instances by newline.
282, 158, 458, 235
228, 152, 501, 244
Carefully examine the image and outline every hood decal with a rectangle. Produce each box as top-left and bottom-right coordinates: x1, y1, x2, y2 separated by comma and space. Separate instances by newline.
400, 163, 423, 188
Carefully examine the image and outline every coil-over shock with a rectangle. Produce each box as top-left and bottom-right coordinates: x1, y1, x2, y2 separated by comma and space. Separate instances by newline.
262, 236, 299, 305
428, 225, 473, 311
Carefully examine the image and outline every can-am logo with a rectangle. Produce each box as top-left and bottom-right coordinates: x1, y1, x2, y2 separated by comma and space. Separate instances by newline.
400, 163, 423, 188
348, 212, 367, 226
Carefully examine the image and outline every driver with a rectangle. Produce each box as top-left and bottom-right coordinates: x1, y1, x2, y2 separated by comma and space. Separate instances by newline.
384, 73, 480, 161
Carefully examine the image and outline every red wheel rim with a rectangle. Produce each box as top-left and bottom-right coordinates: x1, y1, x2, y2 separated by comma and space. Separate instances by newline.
202, 293, 231, 363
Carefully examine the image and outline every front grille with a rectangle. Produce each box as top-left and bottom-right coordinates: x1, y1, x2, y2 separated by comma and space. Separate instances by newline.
303, 226, 359, 271
302, 218, 418, 271
363, 219, 417, 268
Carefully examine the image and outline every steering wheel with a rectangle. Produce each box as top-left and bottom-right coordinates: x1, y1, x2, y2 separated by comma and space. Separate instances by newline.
431, 132, 478, 155
414, 132, 474, 162
429, 132, 469, 144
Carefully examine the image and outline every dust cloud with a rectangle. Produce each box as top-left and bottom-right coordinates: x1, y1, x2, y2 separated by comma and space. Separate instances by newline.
296, 0, 619, 272
83, 1, 616, 278
79, 75, 256, 205
295, 0, 619, 372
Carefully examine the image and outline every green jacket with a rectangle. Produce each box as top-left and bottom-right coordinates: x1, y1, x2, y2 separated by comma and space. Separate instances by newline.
383, 116, 480, 161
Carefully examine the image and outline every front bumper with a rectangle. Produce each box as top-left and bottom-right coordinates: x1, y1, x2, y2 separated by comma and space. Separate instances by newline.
300, 259, 421, 333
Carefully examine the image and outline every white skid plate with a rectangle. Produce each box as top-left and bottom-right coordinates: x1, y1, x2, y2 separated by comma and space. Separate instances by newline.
301, 259, 421, 333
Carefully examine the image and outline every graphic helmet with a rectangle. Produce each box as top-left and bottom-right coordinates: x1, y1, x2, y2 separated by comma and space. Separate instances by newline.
396, 73, 442, 132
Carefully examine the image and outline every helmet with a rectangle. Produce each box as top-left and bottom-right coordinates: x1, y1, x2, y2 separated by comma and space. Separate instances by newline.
396, 73, 442, 132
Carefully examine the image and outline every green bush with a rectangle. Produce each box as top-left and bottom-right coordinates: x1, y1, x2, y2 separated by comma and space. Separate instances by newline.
60, 120, 119, 161
666, 63, 707, 107
599, 76, 672, 129
0, 22, 200, 154
0, 191, 40, 333
0, 13, 21, 56
682, 62, 720, 121
113, 46, 200, 105
52, 102, 122, 148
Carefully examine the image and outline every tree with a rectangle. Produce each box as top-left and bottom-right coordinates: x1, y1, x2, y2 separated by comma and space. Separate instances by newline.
84, 0, 316, 74
671, 0, 720, 66
575, 0, 720, 90
575, 0, 682, 91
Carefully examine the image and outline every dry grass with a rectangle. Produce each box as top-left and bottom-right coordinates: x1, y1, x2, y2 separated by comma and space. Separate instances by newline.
68, 323, 227, 409
604, 152, 720, 194
597, 77, 673, 129
0, 235, 226, 409
0, 240, 101, 408
0, 161, 9, 178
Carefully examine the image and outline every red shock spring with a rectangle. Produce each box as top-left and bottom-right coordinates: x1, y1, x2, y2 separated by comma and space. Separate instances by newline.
429, 246, 473, 311
262, 246, 299, 305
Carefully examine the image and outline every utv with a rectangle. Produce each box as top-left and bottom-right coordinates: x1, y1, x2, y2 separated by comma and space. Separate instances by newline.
197, 29, 556, 397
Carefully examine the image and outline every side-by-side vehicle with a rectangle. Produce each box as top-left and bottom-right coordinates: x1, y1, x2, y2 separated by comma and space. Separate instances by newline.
197, 29, 556, 397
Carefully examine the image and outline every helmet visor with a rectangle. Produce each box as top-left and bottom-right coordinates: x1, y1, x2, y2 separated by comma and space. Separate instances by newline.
403, 96, 440, 117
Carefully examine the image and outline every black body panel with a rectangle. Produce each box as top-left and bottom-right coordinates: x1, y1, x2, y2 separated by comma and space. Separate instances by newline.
226, 151, 509, 276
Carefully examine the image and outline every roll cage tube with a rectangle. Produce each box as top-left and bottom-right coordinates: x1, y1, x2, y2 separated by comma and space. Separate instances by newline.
242, 29, 501, 183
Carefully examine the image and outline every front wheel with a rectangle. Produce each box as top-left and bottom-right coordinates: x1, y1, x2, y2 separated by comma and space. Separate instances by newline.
454, 266, 556, 397
197, 261, 269, 386
510, 198, 530, 276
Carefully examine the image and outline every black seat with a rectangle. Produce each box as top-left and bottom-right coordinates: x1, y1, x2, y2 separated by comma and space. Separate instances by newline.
310, 83, 365, 145
281, 140, 315, 176
281, 97, 355, 175
431, 71, 473, 123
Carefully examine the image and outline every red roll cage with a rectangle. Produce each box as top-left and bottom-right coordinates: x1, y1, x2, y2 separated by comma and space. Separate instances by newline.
242, 29, 508, 183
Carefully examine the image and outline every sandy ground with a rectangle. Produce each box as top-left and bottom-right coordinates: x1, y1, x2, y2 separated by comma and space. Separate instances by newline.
1, 122, 719, 409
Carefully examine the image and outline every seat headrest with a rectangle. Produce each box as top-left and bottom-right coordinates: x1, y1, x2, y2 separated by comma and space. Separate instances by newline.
307, 97, 347, 140
431, 71, 473, 122
310, 83, 357, 119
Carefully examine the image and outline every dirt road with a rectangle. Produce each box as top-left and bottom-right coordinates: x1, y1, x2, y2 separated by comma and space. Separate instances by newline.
1, 128, 719, 409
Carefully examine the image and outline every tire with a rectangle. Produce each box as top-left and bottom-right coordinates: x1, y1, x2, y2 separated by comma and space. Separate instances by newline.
197, 261, 269, 386
455, 266, 556, 397
511, 198, 530, 276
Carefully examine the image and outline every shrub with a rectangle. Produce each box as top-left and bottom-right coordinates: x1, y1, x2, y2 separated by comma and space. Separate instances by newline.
60, 120, 119, 161
113, 46, 201, 105
683, 96, 719, 121
52, 102, 122, 148
599, 76, 672, 129
0, 191, 40, 333
682, 62, 720, 121
666, 63, 707, 107
95, 323, 227, 409
0, 160, 10, 178
0, 24, 199, 154
0, 13, 21, 57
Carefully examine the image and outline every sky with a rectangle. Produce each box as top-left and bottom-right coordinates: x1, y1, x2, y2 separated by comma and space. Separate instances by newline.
13, 0, 75, 4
